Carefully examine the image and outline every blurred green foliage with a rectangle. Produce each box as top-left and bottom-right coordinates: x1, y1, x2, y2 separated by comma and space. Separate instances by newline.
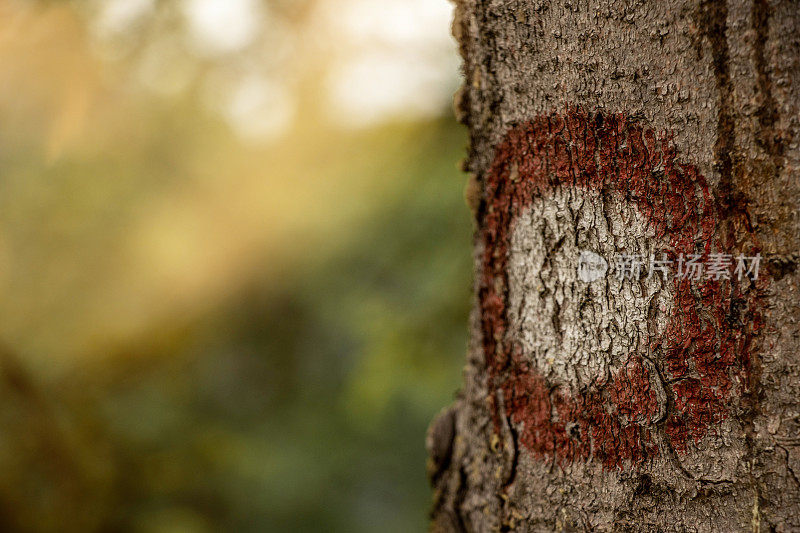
1, 121, 472, 532
0, 3, 470, 531
0, 117, 471, 532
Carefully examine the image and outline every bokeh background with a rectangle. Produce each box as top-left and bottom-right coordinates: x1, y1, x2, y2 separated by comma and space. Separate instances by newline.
0, 0, 471, 531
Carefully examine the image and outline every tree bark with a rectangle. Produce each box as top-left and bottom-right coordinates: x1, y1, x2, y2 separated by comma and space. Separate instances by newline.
429, 0, 800, 530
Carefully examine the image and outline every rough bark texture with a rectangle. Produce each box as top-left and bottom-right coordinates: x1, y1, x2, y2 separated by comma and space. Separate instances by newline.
428, 0, 800, 531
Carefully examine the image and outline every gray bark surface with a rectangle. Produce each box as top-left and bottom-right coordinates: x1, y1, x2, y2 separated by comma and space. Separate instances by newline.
429, 0, 800, 531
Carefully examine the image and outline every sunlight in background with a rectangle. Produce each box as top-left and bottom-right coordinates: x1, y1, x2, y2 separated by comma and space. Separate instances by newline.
92, 0, 458, 136
0, 1, 468, 531
323, 0, 459, 126
0, 0, 462, 362
183, 0, 262, 56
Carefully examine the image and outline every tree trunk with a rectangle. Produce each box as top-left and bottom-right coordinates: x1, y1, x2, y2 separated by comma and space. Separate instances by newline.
428, 0, 800, 530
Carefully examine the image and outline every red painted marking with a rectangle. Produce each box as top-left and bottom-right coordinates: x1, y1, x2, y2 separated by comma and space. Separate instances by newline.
480, 108, 765, 469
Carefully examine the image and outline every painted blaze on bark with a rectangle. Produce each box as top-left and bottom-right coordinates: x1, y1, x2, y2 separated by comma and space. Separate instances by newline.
480, 108, 764, 469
